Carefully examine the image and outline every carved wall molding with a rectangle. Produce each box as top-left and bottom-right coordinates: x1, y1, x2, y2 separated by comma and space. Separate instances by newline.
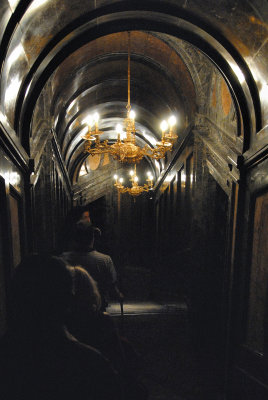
30, 128, 72, 195
244, 125, 268, 169
0, 111, 29, 174
194, 126, 241, 195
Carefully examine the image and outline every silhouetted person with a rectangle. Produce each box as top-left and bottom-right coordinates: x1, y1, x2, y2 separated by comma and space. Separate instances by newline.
0, 254, 123, 400
62, 221, 124, 310
59, 207, 101, 253
69, 206, 92, 224
77, 209, 102, 249
67, 266, 148, 400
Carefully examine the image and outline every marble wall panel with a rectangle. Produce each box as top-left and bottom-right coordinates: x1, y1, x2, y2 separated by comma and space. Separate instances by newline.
0, 1, 12, 46
0, 144, 25, 337
247, 190, 268, 354
252, 41, 268, 129
0, 38, 29, 128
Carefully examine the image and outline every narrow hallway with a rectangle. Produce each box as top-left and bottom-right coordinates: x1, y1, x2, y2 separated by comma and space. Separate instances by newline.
0, 2, 267, 399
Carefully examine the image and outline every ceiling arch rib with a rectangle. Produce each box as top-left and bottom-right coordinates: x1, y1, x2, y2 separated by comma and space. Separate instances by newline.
0, 0, 266, 205
50, 34, 193, 142
47, 32, 191, 172
10, 9, 257, 150
50, 32, 195, 113
0, 0, 263, 161
59, 85, 183, 153
56, 72, 182, 146
54, 70, 185, 147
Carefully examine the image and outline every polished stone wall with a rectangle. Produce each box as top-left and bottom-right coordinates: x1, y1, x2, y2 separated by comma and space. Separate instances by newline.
0, 145, 25, 337
31, 138, 72, 254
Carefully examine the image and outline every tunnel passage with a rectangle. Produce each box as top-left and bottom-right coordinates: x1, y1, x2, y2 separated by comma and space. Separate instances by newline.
0, 2, 267, 400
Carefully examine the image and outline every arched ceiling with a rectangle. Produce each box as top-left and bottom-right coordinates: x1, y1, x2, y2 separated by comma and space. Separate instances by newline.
50, 32, 195, 173
0, 0, 267, 200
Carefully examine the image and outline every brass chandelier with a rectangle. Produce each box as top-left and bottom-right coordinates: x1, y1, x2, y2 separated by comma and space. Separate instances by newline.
114, 164, 154, 197
83, 32, 178, 163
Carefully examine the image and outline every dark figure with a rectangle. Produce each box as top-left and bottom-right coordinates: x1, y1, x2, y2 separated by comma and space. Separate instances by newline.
0, 254, 123, 400
62, 221, 124, 310
59, 206, 102, 253
69, 206, 92, 224
79, 208, 91, 223
67, 266, 148, 400
77, 209, 102, 250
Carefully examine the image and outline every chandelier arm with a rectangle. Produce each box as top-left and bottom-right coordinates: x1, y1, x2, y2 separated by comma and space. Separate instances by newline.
116, 185, 129, 194
86, 139, 112, 156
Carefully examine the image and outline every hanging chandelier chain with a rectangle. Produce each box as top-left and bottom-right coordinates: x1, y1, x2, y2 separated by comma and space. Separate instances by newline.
82, 30, 178, 168
127, 31, 131, 111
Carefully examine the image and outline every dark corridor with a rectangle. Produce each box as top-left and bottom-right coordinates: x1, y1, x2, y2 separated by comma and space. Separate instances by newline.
0, 1, 268, 399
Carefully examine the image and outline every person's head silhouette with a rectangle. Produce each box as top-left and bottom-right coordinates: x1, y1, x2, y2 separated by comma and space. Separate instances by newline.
10, 254, 73, 327
73, 221, 96, 250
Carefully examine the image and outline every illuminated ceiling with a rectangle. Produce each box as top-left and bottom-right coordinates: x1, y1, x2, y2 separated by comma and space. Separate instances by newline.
0, 1, 266, 201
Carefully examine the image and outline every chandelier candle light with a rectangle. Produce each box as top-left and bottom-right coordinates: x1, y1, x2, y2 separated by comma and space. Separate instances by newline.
83, 31, 178, 163
82, 112, 110, 153
114, 165, 154, 197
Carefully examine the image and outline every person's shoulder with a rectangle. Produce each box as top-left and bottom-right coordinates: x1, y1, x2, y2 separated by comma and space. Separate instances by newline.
60, 251, 88, 263
60, 251, 73, 261
93, 250, 111, 261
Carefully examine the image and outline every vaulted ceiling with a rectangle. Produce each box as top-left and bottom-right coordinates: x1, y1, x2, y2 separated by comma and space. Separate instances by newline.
0, 1, 267, 202
51, 32, 195, 176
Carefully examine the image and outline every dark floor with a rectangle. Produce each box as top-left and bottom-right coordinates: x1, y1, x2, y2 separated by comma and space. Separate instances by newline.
107, 301, 225, 400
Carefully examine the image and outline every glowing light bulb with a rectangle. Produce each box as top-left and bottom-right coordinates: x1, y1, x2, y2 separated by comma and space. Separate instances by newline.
114, 174, 118, 180
134, 176, 138, 182
116, 124, 123, 134
119, 178, 124, 183
129, 170, 134, 176
168, 115, 176, 127
129, 110, 136, 120
160, 120, 168, 132
93, 112, 99, 122
83, 115, 93, 127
